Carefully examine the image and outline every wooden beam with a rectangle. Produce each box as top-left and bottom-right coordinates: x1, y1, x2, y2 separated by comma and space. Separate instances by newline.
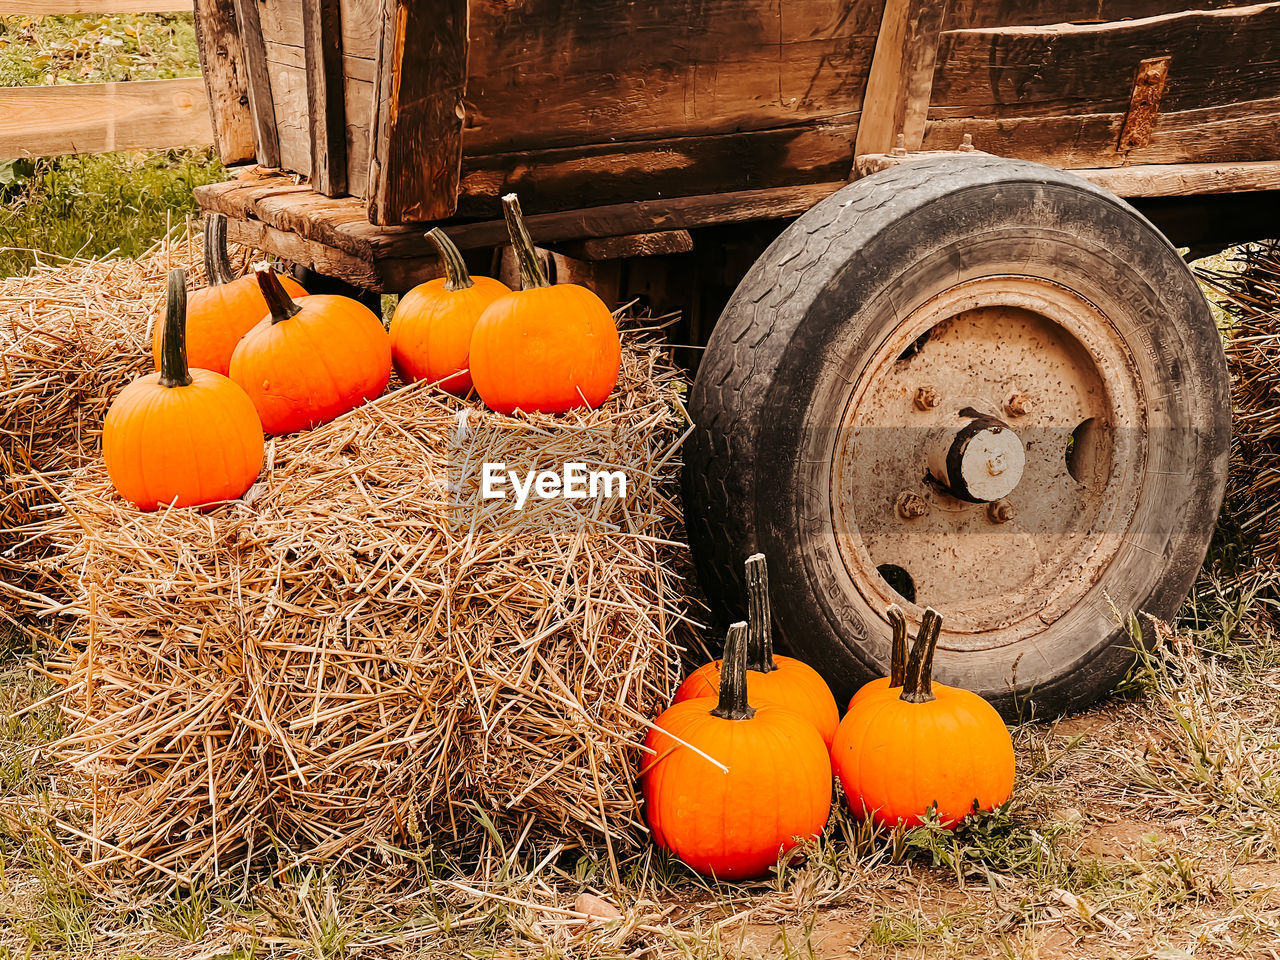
556, 230, 694, 262
1074, 160, 1280, 197
231, 0, 279, 168
855, 0, 950, 158
0, 0, 191, 11
0, 79, 212, 158
367, 0, 468, 225
302, 0, 347, 196
192, 0, 255, 165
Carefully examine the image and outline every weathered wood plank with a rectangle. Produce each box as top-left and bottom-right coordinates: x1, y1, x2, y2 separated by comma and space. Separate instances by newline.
464, 0, 883, 155
456, 121, 861, 217
0, 0, 191, 12
302, 0, 347, 196
222, 214, 381, 286
932, 3, 1280, 119
1074, 160, 1280, 196
192, 0, 255, 165
944, 0, 1254, 30
923, 94, 1280, 168
557, 230, 694, 261
368, 0, 468, 225
231, 0, 280, 167
0, 79, 211, 158
856, 0, 949, 155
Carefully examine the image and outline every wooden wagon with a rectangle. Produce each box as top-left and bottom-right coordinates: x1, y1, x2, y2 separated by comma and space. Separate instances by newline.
191, 0, 1277, 717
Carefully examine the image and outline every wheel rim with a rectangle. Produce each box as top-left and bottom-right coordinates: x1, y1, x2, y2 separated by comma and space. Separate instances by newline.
830, 275, 1147, 650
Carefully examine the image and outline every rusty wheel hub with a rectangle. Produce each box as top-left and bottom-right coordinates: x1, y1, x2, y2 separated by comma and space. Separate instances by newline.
830, 276, 1146, 650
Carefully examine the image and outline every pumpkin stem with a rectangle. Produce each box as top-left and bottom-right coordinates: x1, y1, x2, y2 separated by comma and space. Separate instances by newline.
744, 553, 778, 673
711, 621, 755, 721
254, 262, 303, 324
501, 193, 551, 289
203, 213, 237, 286
426, 227, 475, 292
900, 607, 942, 703
887, 604, 908, 687
158, 268, 193, 388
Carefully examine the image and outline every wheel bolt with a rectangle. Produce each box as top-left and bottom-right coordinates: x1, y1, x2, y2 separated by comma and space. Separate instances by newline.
987, 499, 1015, 523
914, 385, 941, 410
897, 492, 929, 520
1005, 393, 1031, 417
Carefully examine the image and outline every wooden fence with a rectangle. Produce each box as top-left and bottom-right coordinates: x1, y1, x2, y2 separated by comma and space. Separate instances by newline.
0, 0, 214, 158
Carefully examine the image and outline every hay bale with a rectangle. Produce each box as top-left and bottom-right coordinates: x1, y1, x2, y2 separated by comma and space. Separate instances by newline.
1200, 242, 1280, 571
0, 229, 255, 629
37, 337, 691, 881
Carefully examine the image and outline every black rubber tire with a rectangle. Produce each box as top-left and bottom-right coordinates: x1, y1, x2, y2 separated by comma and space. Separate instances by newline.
683, 156, 1230, 720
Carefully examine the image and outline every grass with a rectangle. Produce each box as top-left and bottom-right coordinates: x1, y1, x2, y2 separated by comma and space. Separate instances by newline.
0, 13, 218, 279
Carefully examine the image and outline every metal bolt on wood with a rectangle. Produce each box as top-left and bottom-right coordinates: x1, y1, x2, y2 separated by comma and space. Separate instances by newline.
987, 499, 1015, 523
1005, 393, 1031, 417
897, 492, 929, 520
914, 385, 941, 410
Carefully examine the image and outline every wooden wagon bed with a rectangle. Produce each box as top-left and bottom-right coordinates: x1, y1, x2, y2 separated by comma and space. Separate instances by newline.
192, 0, 1280, 292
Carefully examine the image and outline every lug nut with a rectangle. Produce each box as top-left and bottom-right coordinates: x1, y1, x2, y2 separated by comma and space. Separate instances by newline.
914, 385, 941, 410
987, 499, 1015, 524
897, 492, 929, 520
1005, 393, 1031, 417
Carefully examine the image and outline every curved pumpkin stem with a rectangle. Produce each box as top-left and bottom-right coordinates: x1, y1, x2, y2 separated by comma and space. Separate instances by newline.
158, 268, 193, 388
203, 213, 237, 287
426, 227, 475, 292
254, 262, 303, 325
900, 607, 942, 704
745, 553, 778, 674
711, 621, 755, 721
887, 604, 908, 687
501, 193, 551, 290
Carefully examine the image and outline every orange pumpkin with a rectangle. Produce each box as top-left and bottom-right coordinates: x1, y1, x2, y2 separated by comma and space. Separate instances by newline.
151, 214, 307, 376
389, 228, 510, 394
674, 554, 839, 746
643, 621, 832, 880
105, 268, 264, 510
831, 608, 1015, 829
847, 604, 909, 710
229, 265, 392, 435
469, 194, 621, 414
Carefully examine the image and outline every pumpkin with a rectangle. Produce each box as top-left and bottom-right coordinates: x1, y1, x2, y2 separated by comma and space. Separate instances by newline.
105, 268, 264, 510
847, 604, 909, 710
674, 554, 839, 746
469, 194, 621, 414
151, 213, 307, 376
389, 228, 510, 394
229, 264, 392, 435
642, 620, 832, 880
831, 608, 1015, 828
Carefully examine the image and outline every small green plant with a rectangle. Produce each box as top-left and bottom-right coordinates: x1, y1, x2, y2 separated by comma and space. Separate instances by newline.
0, 149, 222, 278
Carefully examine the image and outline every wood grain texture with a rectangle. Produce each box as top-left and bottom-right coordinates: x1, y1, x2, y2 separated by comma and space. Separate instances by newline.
231, 0, 280, 167
558, 230, 694, 261
932, 3, 1280, 119
924, 95, 1280, 167
856, 0, 949, 155
193, 0, 255, 164
303, 0, 347, 195
464, 0, 882, 156
0, 0, 190, 11
456, 122, 861, 217
944, 0, 1254, 30
1075, 160, 1280, 196
0, 79, 212, 158
367, 0, 468, 225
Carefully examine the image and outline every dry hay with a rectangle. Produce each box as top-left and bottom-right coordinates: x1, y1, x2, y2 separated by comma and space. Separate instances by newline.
1199, 242, 1280, 578
7, 237, 693, 882
0, 228, 254, 631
